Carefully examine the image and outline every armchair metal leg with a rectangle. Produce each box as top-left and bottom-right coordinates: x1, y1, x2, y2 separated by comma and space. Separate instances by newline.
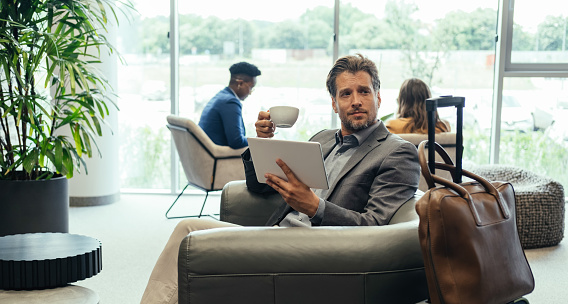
165, 184, 218, 219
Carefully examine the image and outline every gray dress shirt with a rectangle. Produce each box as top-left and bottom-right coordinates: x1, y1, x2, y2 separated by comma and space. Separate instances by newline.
279, 123, 380, 227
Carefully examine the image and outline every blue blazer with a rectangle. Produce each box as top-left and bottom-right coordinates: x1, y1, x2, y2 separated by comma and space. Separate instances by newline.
199, 87, 248, 149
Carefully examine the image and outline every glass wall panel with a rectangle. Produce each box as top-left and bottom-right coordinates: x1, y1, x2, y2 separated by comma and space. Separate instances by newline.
178, 1, 334, 144
342, 0, 498, 166
500, 77, 568, 188
175, 1, 335, 191
511, 0, 568, 63
116, 0, 171, 191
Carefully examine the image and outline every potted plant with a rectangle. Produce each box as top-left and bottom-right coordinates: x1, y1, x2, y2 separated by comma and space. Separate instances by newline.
0, 0, 132, 236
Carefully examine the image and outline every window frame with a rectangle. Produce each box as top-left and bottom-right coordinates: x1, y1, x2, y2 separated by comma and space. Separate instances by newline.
490, 0, 568, 163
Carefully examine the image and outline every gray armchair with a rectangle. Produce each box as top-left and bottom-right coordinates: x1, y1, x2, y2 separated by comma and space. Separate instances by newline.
166, 115, 247, 219
178, 181, 429, 304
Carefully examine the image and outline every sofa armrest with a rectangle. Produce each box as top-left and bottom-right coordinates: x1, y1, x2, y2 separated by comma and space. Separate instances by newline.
389, 191, 422, 224
179, 220, 422, 276
220, 180, 284, 226
220, 180, 424, 226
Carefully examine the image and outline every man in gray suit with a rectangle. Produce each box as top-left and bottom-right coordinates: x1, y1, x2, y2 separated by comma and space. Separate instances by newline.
246, 53, 420, 227
141, 54, 420, 304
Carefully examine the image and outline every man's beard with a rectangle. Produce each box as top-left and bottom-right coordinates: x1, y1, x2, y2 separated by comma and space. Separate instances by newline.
340, 108, 377, 133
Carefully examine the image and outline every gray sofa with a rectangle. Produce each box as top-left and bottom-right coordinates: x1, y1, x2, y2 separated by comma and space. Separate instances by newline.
178, 180, 429, 304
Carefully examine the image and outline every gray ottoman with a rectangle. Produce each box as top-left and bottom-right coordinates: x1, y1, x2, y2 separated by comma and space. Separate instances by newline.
469, 165, 565, 249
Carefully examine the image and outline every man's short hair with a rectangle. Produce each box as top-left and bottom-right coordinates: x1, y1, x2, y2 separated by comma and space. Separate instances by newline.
326, 54, 380, 98
229, 62, 261, 78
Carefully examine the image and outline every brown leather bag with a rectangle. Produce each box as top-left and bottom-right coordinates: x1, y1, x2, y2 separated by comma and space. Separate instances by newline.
415, 141, 534, 304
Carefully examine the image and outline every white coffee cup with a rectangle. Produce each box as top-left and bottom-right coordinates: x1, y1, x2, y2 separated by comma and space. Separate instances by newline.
269, 106, 299, 128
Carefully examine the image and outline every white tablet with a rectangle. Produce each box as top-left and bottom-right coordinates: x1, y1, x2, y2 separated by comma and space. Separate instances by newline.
247, 137, 329, 189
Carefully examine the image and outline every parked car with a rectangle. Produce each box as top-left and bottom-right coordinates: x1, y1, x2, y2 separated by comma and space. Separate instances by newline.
547, 120, 568, 147
467, 95, 554, 133
142, 80, 169, 101
499, 95, 535, 132
546, 100, 568, 148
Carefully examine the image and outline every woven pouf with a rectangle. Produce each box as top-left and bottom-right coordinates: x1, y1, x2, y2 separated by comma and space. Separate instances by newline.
468, 165, 565, 249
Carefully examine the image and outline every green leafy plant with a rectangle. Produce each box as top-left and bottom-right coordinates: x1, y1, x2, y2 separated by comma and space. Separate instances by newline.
0, 0, 133, 180
380, 112, 394, 122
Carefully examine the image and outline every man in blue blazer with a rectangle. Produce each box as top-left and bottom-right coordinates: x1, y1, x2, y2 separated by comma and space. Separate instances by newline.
141, 54, 420, 304
198, 62, 261, 149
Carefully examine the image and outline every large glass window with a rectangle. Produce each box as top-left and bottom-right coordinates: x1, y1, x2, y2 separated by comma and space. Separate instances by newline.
511, 0, 568, 63
116, 0, 171, 191
499, 78, 568, 187
174, 1, 335, 192
114, 0, 567, 193
342, 0, 498, 166
177, 1, 334, 143
495, 0, 568, 191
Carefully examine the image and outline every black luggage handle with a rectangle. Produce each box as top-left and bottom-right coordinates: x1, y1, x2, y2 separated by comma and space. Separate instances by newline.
425, 96, 464, 183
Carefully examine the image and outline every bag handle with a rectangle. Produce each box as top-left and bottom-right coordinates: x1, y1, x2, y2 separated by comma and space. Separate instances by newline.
417, 140, 511, 225
418, 141, 456, 189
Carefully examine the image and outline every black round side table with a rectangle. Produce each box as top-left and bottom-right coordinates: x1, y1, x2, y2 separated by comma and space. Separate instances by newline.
0, 233, 102, 290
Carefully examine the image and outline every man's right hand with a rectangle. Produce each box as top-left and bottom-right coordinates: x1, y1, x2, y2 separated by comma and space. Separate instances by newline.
255, 110, 275, 138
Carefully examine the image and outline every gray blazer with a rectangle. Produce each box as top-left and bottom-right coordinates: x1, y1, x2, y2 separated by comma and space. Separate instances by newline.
242, 121, 420, 226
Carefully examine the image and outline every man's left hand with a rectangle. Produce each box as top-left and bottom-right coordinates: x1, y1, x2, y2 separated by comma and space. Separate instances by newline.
264, 158, 320, 217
